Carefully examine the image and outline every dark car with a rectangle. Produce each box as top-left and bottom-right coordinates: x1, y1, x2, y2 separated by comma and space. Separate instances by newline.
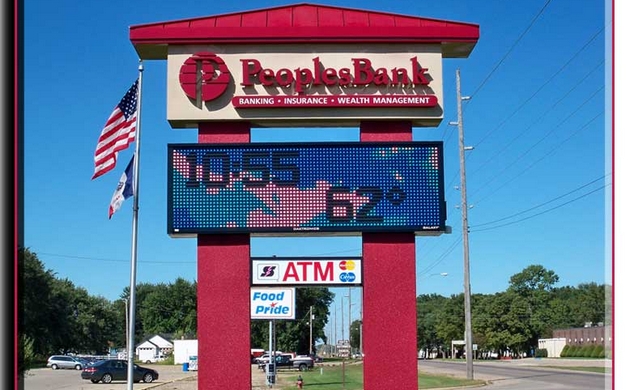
260, 354, 314, 372
81, 359, 159, 384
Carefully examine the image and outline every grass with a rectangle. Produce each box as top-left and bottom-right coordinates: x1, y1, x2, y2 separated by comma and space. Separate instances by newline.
541, 366, 608, 374
274, 363, 484, 389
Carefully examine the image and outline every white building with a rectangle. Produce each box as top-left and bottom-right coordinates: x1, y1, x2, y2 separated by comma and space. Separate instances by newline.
173, 339, 198, 364
136, 335, 174, 363
538, 337, 567, 358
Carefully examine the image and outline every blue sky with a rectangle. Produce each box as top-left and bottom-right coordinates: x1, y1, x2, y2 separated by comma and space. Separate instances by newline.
23, 0, 615, 354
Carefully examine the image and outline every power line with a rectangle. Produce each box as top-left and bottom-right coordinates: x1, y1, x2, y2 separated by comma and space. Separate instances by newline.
438, 0, 553, 144
466, 0, 553, 102
470, 183, 609, 233
38, 252, 197, 264
471, 173, 610, 228
468, 87, 604, 200
417, 235, 462, 276
472, 25, 605, 148
441, 23, 605, 200
470, 59, 604, 177
471, 111, 604, 206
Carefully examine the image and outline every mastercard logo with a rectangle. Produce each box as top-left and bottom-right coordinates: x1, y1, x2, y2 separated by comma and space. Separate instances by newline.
339, 260, 355, 271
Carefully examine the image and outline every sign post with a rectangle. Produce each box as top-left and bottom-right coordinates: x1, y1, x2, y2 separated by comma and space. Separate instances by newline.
266, 320, 275, 387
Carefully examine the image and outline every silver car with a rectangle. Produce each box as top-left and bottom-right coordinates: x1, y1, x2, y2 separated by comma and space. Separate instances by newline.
47, 355, 85, 370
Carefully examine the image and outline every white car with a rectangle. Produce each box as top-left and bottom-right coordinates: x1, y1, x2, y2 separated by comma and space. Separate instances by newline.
47, 355, 85, 370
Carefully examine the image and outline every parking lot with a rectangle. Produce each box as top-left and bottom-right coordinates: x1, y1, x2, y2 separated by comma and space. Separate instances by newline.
21, 364, 197, 390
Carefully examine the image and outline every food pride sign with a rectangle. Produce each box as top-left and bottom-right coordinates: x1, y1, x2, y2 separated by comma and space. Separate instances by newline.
166, 43, 444, 127
250, 287, 296, 320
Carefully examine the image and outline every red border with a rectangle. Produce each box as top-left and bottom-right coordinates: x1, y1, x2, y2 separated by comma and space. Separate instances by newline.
129, 3, 479, 59
15, 0, 20, 387
611, 0, 615, 387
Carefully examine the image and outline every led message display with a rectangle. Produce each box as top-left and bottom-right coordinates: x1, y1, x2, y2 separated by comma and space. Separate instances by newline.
168, 142, 446, 235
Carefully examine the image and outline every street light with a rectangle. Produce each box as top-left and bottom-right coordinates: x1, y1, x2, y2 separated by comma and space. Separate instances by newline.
419, 272, 449, 281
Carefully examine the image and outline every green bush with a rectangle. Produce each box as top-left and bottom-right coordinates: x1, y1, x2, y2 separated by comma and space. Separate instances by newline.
582, 345, 595, 358
534, 348, 548, 358
591, 345, 604, 358
18, 335, 36, 377
560, 345, 570, 358
158, 353, 175, 365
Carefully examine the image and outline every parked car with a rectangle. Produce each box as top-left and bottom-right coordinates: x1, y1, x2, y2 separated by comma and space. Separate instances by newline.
81, 359, 159, 384
142, 354, 166, 364
47, 355, 86, 370
257, 353, 291, 369
260, 354, 314, 372
254, 351, 285, 365
303, 353, 324, 362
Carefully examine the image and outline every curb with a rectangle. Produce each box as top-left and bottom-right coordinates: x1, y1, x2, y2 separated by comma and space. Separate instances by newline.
144, 374, 199, 389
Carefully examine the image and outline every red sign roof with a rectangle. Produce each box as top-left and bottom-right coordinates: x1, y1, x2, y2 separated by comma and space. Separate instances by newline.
130, 3, 479, 59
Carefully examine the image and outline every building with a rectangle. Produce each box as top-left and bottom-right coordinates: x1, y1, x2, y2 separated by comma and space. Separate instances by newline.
537, 338, 566, 358
552, 324, 611, 346
135, 334, 174, 363
173, 339, 199, 365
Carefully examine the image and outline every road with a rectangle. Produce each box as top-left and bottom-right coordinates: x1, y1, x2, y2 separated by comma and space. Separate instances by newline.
21, 359, 612, 390
419, 359, 612, 390
20, 365, 198, 390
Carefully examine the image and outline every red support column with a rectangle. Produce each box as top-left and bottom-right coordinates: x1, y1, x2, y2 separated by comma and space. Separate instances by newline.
360, 121, 418, 390
197, 122, 251, 390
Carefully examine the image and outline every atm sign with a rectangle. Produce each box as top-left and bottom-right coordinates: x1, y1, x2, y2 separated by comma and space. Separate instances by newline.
251, 257, 362, 286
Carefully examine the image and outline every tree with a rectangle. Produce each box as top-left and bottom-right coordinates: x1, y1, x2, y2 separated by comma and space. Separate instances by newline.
350, 319, 361, 351
508, 264, 558, 295
475, 291, 530, 356
417, 294, 449, 356
507, 265, 559, 355
19, 247, 58, 356
434, 294, 465, 357
18, 335, 35, 377
137, 278, 197, 337
120, 282, 162, 344
20, 248, 123, 356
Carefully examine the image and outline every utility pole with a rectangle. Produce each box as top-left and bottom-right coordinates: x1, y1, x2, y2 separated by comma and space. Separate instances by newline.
309, 306, 313, 355
333, 304, 337, 355
348, 288, 351, 354
455, 68, 474, 380
359, 301, 363, 358
341, 298, 345, 343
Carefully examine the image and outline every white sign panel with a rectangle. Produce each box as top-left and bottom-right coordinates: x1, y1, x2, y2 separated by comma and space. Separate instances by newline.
166, 43, 444, 128
250, 287, 296, 319
251, 257, 362, 286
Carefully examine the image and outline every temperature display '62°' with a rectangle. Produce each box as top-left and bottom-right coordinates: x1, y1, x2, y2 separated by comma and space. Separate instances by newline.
168, 142, 446, 236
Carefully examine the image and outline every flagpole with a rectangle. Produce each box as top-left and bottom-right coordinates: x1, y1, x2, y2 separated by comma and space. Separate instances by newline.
127, 61, 144, 390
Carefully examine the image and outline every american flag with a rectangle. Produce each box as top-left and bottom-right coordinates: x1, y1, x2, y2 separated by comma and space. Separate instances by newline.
92, 79, 139, 180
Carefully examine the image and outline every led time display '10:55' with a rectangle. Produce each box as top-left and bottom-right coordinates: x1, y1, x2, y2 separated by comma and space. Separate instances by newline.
167, 142, 446, 235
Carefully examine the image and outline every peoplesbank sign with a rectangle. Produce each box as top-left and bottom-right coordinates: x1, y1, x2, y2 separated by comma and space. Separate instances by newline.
166, 44, 444, 127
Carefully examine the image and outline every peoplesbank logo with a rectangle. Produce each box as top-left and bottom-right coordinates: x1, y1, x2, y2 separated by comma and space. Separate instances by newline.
178, 52, 438, 109
179, 52, 230, 102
